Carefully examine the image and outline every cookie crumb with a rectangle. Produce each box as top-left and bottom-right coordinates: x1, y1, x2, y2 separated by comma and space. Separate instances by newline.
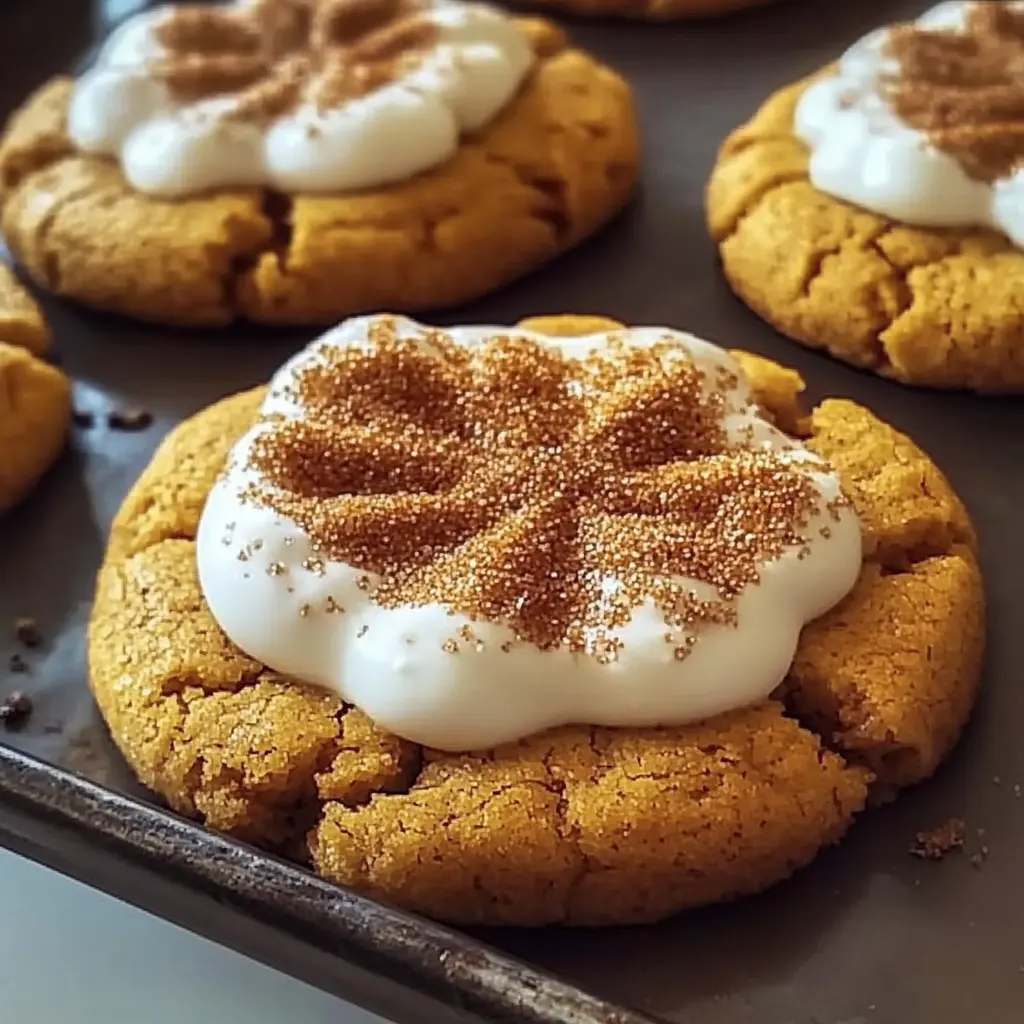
108, 407, 153, 431
8, 653, 28, 673
73, 408, 96, 428
969, 845, 989, 870
909, 818, 966, 860
14, 617, 42, 648
0, 691, 33, 730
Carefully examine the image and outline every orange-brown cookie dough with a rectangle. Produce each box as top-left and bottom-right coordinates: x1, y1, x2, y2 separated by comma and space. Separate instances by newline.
0, 263, 50, 355
515, 0, 775, 21
88, 315, 983, 926
706, 72, 1024, 392
0, 20, 638, 328
0, 270, 69, 511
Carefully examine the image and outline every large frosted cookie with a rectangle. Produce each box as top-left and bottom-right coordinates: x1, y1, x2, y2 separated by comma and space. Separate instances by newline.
89, 313, 982, 926
0, 265, 70, 511
0, 3, 638, 327
707, 1, 1024, 391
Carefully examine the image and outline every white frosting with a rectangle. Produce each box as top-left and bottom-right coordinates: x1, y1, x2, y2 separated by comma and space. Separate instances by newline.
794, 1, 1024, 246
196, 316, 862, 752
68, 1, 534, 197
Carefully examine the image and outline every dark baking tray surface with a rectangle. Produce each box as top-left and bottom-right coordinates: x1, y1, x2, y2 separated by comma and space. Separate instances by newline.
2, 0, 1022, 1022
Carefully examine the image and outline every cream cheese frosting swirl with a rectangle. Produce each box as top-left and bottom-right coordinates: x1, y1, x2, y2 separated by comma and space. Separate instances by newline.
69, 0, 534, 197
196, 316, 862, 752
796, 2, 1024, 245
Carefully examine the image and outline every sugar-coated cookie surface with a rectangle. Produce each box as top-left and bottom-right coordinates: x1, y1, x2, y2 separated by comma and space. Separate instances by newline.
71, 1, 536, 197
794, 3, 1024, 246
88, 315, 983, 927
0, 266, 69, 511
707, 4, 1024, 392
196, 315, 863, 751
0, 18, 638, 327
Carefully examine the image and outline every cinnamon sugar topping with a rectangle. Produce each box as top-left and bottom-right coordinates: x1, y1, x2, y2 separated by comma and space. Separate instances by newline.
314, 0, 404, 45
154, 6, 263, 54
885, 2, 1024, 181
243, 319, 835, 656
149, 0, 439, 115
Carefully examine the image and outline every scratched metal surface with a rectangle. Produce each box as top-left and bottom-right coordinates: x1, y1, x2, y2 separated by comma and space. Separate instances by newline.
1, 1, 1021, 1023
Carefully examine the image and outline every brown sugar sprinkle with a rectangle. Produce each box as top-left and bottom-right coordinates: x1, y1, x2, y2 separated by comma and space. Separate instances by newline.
244, 319, 839, 658
154, 6, 263, 55
885, 3, 1024, 181
302, 556, 326, 576
146, 0, 443, 117
228, 55, 309, 122
314, 0, 402, 46
152, 52, 269, 102
591, 635, 622, 665
909, 818, 967, 860
346, 13, 437, 63
237, 539, 263, 561
825, 496, 850, 523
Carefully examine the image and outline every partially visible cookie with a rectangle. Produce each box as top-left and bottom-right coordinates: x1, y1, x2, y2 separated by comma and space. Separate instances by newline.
88, 314, 983, 927
0, 10, 638, 327
0, 263, 49, 355
0, 271, 70, 510
706, 4, 1024, 392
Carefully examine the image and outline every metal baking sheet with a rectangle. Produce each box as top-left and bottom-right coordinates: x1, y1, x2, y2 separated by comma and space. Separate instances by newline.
1, 1, 1022, 1022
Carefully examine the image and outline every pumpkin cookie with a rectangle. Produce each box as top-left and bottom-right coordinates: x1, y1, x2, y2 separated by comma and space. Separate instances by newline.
89, 314, 982, 927
513, 0, 775, 22
0, 266, 70, 511
707, 1, 1024, 391
0, 2, 637, 328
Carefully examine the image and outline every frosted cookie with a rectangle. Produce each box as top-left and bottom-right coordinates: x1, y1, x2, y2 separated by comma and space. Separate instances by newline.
0, 2, 638, 327
707, 1, 1024, 391
0, 267, 70, 511
511, 0, 775, 22
89, 313, 982, 926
